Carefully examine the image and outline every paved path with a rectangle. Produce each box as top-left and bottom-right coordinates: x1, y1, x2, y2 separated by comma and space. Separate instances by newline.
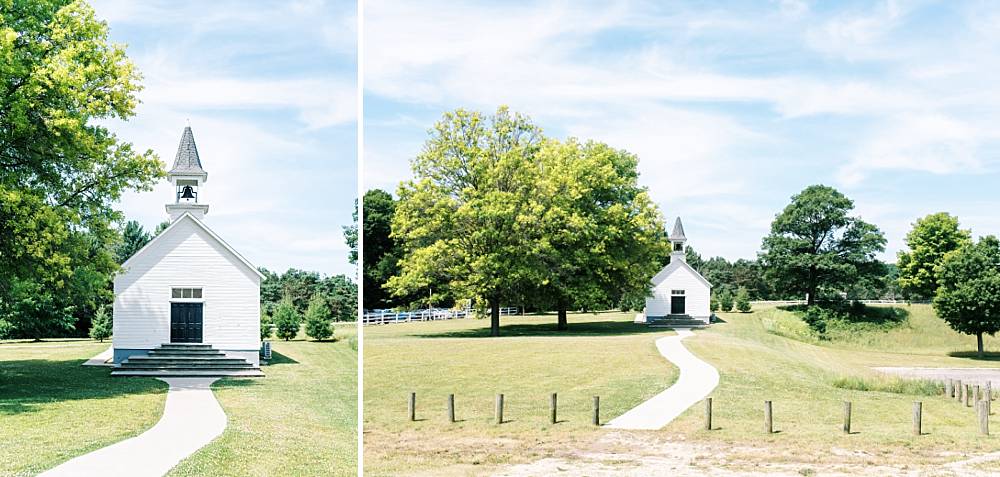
40, 378, 226, 477
605, 329, 719, 430
874, 366, 1000, 387
82, 345, 113, 366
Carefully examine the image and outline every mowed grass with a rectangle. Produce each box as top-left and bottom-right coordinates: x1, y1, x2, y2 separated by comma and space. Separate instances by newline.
668, 304, 1000, 469
169, 324, 358, 477
363, 312, 677, 476
0, 339, 168, 476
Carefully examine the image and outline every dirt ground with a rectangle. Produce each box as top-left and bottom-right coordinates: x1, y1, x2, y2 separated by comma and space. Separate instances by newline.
491, 431, 1000, 477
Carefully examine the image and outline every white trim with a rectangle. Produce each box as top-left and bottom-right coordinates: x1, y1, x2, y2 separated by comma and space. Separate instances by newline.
120, 213, 264, 279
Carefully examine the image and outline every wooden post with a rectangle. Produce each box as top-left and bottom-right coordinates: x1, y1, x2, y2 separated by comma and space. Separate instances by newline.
550, 393, 557, 425
976, 385, 982, 405
988, 382, 993, 416
968, 385, 973, 407
957, 380, 963, 402
980, 401, 990, 435
495, 394, 504, 425
705, 398, 713, 431
843, 401, 852, 434
913, 401, 922, 436
764, 400, 773, 434
592, 396, 600, 426
408, 392, 416, 422
946, 379, 954, 398
447, 394, 455, 423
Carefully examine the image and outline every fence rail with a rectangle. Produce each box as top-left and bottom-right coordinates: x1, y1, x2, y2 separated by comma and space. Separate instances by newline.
750, 299, 931, 306
362, 307, 519, 326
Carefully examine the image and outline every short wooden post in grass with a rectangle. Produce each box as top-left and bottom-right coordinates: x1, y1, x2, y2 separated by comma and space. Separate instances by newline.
447, 394, 455, 423
705, 397, 713, 431
593, 396, 600, 426
495, 394, 504, 425
843, 401, 852, 434
913, 401, 922, 436
947, 379, 954, 398
976, 385, 982, 405
549, 393, 557, 425
980, 401, 990, 435
988, 382, 993, 415
408, 392, 417, 422
957, 380, 964, 402
764, 400, 773, 434
968, 385, 974, 407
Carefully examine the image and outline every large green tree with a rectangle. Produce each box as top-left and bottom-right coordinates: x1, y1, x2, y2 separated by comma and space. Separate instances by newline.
758, 185, 886, 306
362, 189, 403, 309
115, 220, 151, 263
933, 236, 1000, 357
0, 0, 162, 338
897, 212, 971, 300
534, 138, 667, 330
388, 107, 545, 336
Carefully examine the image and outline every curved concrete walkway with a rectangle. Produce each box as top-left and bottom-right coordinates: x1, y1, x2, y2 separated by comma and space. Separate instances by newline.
40, 378, 226, 477
605, 329, 719, 430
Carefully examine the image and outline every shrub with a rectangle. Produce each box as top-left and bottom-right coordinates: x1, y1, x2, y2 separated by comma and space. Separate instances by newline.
718, 289, 734, 312
735, 287, 751, 313
89, 307, 112, 342
304, 294, 335, 341
273, 298, 301, 341
801, 306, 830, 335
832, 374, 942, 396
260, 309, 273, 341
710, 293, 720, 312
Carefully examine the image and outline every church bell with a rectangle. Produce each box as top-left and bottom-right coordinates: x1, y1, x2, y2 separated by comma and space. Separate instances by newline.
180, 185, 196, 200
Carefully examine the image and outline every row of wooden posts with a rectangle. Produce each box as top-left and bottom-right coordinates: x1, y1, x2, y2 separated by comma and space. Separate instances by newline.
408, 392, 601, 425
410, 381, 996, 435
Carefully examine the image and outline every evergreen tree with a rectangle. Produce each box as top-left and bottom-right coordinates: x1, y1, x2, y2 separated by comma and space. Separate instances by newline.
710, 292, 720, 312
260, 309, 273, 341
719, 289, 734, 312
735, 287, 752, 313
88, 306, 112, 342
304, 294, 334, 341
273, 298, 301, 341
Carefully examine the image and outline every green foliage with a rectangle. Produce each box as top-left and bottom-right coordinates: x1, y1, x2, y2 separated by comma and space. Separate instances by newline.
344, 198, 358, 265
718, 289, 734, 312
685, 249, 772, 300
933, 236, 1000, 356
260, 309, 273, 341
388, 107, 545, 335
897, 212, 971, 300
801, 306, 830, 335
260, 268, 356, 321
759, 185, 886, 305
0, 0, 163, 338
272, 299, 301, 341
362, 189, 413, 309
832, 375, 942, 396
88, 306, 111, 342
710, 292, 720, 312
304, 294, 335, 341
735, 287, 751, 313
115, 220, 151, 263
786, 302, 908, 339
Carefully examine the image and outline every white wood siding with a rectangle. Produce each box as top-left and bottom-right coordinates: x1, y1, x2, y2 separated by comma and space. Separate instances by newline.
113, 218, 260, 350
646, 265, 711, 319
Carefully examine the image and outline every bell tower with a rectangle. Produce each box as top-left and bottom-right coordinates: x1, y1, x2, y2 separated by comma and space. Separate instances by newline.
669, 217, 687, 263
165, 125, 209, 222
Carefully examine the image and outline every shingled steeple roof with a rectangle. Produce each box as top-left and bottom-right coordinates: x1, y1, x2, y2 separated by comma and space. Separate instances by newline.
669, 217, 686, 240
169, 126, 206, 175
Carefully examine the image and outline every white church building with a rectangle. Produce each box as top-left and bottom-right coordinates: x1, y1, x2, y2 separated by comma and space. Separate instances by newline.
111, 126, 263, 376
644, 217, 713, 326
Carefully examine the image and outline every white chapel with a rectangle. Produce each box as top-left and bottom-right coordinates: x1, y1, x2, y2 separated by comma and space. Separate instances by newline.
644, 217, 713, 325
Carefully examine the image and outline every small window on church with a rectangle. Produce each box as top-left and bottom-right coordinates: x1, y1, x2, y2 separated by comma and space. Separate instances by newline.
172, 287, 203, 299
671, 289, 685, 295
674, 243, 683, 252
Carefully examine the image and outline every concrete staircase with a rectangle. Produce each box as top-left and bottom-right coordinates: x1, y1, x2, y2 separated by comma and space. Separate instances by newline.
647, 315, 709, 328
111, 343, 263, 377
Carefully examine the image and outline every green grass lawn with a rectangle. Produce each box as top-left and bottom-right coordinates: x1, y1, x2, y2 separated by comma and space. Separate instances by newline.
0, 339, 168, 476
168, 324, 358, 477
1, 324, 358, 477
363, 312, 678, 476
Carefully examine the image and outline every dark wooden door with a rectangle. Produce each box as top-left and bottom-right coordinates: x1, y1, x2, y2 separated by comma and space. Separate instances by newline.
170, 303, 203, 343
671, 297, 686, 315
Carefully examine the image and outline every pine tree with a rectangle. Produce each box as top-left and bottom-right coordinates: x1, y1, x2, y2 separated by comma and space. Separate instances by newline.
260, 309, 273, 341
735, 287, 752, 313
273, 298, 301, 341
719, 289, 734, 312
710, 292, 720, 312
89, 307, 112, 342
304, 294, 334, 341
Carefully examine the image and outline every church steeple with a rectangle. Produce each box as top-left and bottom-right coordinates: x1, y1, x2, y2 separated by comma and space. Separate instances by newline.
165, 125, 209, 222
669, 217, 687, 263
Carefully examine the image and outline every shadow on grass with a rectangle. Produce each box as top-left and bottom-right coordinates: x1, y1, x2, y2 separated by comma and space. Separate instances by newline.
418, 319, 668, 339
0, 359, 167, 415
947, 351, 1000, 361
213, 351, 299, 390
267, 350, 299, 365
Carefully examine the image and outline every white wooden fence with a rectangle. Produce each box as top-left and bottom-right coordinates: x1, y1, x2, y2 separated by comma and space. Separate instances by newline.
750, 299, 930, 306
361, 307, 519, 326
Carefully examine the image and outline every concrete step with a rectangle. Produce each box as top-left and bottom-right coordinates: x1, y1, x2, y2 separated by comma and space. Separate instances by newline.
158, 343, 214, 350
118, 364, 254, 370
126, 356, 247, 364
111, 369, 265, 377
149, 349, 225, 356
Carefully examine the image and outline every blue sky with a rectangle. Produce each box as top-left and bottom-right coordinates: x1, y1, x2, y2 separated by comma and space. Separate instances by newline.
364, 0, 1000, 262
93, 0, 357, 277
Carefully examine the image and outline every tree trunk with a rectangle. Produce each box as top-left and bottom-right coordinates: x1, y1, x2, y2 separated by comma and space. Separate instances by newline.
557, 307, 568, 331
978, 332, 985, 358
490, 296, 500, 337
